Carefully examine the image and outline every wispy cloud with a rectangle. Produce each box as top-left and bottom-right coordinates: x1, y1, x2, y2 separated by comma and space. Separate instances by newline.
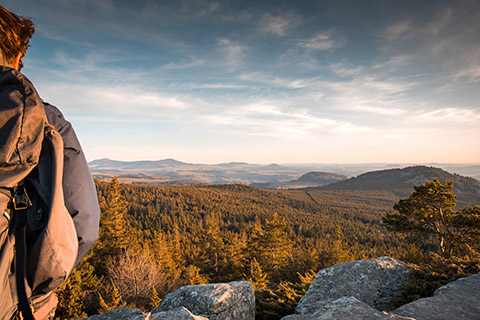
413, 107, 480, 123
297, 31, 341, 50
161, 58, 205, 70
37, 83, 190, 117
238, 72, 316, 89
327, 76, 415, 97
312, 73, 415, 118
371, 55, 413, 71
178, 83, 247, 90
328, 63, 364, 77
48, 0, 115, 12
179, 0, 221, 17
427, 7, 454, 35
377, 1, 480, 87
453, 66, 480, 82
217, 38, 246, 69
202, 102, 373, 139
382, 20, 413, 41
259, 12, 301, 36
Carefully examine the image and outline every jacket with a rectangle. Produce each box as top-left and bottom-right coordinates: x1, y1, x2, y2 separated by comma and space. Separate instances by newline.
0, 66, 100, 318
44, 103, 100, 266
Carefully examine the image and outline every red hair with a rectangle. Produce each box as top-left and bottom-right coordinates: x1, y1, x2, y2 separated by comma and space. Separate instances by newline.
0, 5, 35, 63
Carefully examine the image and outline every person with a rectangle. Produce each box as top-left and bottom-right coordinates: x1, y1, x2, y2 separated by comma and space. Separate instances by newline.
0, 5, 100, 319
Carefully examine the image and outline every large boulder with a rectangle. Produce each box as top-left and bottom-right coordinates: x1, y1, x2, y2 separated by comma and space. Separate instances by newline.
393, 272, 480, 320
152, 281, 255, 320
296, 257, 412, 314
80, 306, 207, 320
79, 307, 147, 320
281, 297, 414, 320
150, 307, 208, 319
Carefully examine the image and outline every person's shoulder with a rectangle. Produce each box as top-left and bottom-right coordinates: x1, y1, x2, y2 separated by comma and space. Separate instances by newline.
44, 102, 64, 119
0, 66, 37, 91
44, 102, 72, 133
0, 66, 23, 85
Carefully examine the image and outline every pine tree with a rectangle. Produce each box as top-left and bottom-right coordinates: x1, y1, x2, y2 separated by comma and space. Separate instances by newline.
97, 294, 110, 314
171, 224, 184, 267
100, 177, 131, 250
383, 179, 480, 258
92, 177, 131, 274
146, 287, 162, 311
244, 216, 265, 267
198, 214, 226, 277
55, 269, 86, 319
320, 228, 351, 267
150, 230, 182, 295
223, 233, 247, 281
262, 213, 293, 273
98, 283, 125, 313
244, 258, 269, 290
55, 251, 101, 319
183, 265, 209, 285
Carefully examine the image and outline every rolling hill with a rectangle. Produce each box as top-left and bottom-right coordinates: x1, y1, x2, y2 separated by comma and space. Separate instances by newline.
317, 165, 480, 208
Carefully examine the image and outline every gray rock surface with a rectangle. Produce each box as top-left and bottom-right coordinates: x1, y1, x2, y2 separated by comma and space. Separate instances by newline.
152, 281, 255, 320
80, 306, 208, 320
296, 257, 412, 314
281, 297, 414, 320
150, 307, 208, 319
80, 307, 147, 320
393, 272, 480, 320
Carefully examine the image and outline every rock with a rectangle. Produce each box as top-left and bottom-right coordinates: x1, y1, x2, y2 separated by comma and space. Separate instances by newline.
281, 297, 414, 320
296, 257, 412, 314
80, 306, 208, 320
80, 306, 147, 320
152, 281, 255, 320
393, 272, 480, 320
150, 307, 209, 319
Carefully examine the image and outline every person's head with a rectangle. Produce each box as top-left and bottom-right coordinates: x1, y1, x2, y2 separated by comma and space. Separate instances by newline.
0, 5, 34, 70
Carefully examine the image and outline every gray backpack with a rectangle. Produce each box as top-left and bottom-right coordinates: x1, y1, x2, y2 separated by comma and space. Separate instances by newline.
0, 69, 78, 320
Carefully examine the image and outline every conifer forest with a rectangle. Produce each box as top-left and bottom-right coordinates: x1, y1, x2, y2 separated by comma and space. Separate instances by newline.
55, 178, 480, 320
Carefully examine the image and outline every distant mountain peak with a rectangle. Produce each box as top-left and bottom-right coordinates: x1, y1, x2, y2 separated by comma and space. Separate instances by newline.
296, 171, 347, 183
265, 163, 282, 168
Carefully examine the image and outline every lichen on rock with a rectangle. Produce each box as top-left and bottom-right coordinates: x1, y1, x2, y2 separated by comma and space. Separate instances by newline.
152, 281, 255, 320
296, 257, 412, 314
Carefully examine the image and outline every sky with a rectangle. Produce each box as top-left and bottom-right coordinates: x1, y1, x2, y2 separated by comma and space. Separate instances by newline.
3, 0, 480, 164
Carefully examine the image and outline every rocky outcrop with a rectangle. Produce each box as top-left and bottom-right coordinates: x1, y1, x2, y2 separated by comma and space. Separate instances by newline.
296, 257, 412, 315
81, 306, 207, 320
80, 307, 146, 320
151, 307, 208, 319
152, 281, 255, 320
80, 281, 254, 320
284, 257, 480, 320
392, 272, 480, 320
80, 258, 480, 320
281, 297, 414, 320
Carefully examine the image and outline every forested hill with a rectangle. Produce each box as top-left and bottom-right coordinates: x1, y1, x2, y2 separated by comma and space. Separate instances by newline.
318, 166, 480, 208
101, 182, 402, 259
59, 176, 479, 319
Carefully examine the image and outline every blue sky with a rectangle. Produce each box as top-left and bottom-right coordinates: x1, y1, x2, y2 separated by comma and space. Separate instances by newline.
4, 0, 480, 164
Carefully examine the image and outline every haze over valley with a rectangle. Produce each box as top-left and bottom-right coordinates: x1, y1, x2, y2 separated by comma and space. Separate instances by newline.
89, 158, 480, 194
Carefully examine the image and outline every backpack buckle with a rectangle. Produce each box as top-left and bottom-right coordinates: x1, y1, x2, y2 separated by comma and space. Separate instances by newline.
13, 191, 31, 211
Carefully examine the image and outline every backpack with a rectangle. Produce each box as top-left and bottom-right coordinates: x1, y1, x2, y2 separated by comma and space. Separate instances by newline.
0, 69, 79, 319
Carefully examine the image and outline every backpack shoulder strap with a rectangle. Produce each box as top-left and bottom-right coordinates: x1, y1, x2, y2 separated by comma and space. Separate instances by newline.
13, 184, 35, 320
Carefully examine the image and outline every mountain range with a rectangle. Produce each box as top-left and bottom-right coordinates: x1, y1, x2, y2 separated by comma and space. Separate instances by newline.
89, 158, 480, 186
